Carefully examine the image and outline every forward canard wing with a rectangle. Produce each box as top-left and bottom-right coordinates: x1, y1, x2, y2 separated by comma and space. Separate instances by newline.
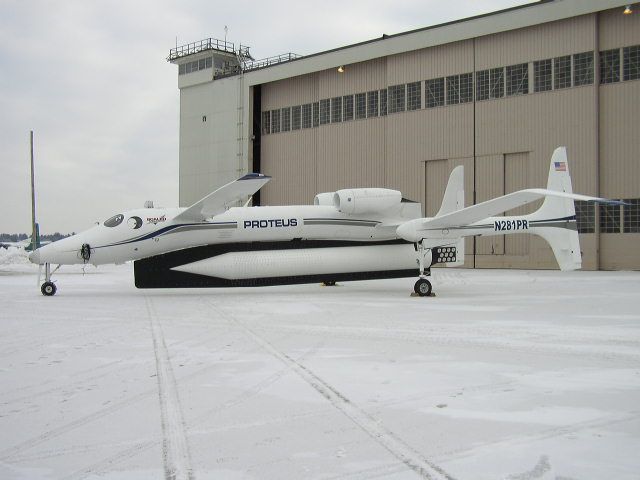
174, 173, 271, 222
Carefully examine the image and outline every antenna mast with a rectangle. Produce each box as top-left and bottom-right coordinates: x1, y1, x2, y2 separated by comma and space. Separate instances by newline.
30, 131, 37, 250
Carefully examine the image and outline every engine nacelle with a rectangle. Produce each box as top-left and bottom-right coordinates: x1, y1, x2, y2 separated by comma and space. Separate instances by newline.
332, 188, 402, 215
314, 192, 335, 206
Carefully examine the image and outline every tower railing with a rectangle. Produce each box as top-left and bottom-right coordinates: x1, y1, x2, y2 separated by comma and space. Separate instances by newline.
168, 37, 302, 74
168, 38, 238, 61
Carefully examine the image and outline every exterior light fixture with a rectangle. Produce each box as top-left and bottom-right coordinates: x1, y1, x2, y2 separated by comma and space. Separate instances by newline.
337, 65, 345, 73
623, 5, 633, 14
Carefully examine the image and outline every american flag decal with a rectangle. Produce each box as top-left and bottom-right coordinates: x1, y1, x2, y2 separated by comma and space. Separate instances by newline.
554, 161, 567, 172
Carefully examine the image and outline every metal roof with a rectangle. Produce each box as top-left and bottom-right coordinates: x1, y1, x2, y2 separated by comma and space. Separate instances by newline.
243, 0, 631, 85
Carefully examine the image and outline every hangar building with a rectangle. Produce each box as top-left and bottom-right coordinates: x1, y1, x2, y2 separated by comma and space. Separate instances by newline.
169, 0, 639, 270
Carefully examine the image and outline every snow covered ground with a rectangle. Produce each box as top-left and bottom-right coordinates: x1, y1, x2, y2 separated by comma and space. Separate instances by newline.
1, 247, 639, 479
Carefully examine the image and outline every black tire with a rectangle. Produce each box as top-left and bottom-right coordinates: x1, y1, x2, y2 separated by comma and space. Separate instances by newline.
414, 278, 432, 297
323, 281, 336, 286
41, 282, 57, 296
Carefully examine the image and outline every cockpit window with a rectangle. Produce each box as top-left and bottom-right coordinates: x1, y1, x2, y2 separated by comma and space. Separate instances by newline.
104, 214, 124, 227
128, 216, 143, 229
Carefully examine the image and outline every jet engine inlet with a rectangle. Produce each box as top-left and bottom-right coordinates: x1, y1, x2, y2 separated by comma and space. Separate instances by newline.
80, 243, 92, 262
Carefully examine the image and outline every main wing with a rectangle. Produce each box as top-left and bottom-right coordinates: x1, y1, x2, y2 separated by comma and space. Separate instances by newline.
174, 173, 271, 222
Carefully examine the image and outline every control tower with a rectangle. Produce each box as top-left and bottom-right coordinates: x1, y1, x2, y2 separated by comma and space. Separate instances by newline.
168, 37, 301, 207
168, 38, 254, 206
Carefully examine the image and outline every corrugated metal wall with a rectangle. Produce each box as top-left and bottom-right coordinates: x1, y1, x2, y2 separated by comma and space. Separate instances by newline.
258, 8, 640, 270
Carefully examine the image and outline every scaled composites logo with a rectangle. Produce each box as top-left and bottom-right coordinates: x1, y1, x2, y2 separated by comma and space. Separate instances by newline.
243, 218, 298, 229
147, 215, 167, 225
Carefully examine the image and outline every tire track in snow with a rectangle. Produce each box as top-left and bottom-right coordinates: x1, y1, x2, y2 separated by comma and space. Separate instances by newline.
0, 321, 238, 466
61, 333, 324, 479
209, 302, 456, 480
145, 296, 194, 480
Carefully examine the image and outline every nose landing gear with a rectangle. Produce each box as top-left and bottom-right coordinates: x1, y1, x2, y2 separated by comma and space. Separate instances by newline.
40, 263, 60, 296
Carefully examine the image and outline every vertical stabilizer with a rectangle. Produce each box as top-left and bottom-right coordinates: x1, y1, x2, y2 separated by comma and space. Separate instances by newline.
527, 147, 581, 270
436, 165, 465, 266
436, 166, 464, 217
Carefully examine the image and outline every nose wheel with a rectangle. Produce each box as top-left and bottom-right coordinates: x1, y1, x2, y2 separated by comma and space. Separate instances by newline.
41, 281, 57, 296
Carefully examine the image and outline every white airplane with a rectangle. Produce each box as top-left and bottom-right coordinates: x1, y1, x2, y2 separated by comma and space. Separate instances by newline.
29, 147, 620, 296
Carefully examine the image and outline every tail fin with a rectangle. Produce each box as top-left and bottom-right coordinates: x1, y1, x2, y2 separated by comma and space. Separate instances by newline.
526, 147, 581, 270
436, 166, 464, 217
436, 165, 465, 266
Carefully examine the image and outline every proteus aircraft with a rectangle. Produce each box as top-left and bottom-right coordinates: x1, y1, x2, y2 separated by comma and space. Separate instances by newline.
29, 147, 620, 296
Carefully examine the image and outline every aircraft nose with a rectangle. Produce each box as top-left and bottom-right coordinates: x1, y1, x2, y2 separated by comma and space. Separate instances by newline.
28, 249, 41, 264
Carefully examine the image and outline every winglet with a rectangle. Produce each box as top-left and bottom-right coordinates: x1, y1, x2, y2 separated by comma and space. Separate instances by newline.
436, 165, 464, 217
174, 173, 271, 222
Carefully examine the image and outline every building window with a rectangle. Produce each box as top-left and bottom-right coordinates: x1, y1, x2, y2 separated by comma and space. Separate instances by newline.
447, 75, 460, 105
406, 81, 421, 110
573, 52, 594, 86
600, 204, 621, 233
281, 107, 291, 132
388, 84, 406, 113
574, 201, 595, 233
476, 69, 490, 101
380, 89, 387, 116
291, 106, 301, 130
271, 109, 281, 133
448, 73, 474, 104
355, 93, 366, 119
600, 49, 620, 84
623, 199, 640, 233
205, 57, 212, 69
262, 111, 270, 135
534, 59, 552, 92
313, 102, 319, 127
506, 63, 528, 96
302, 104, 312, 129
425, 78, 444, 107
459, 73, 473, 103
554, 55, 572, 89
179, 64, 186, 75
367, 90, 379, 117
319, 99, 330, 125
623, 45, 640, 81
199, 59, 206, 70
489, 67, 504, 98
331, 97, 342, 123
343, 95, 354, 121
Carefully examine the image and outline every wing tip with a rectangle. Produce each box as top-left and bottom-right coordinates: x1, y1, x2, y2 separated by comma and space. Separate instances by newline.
239, 173, 271, 181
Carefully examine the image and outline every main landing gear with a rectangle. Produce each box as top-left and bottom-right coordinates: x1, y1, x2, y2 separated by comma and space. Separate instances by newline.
413, 240, 433, 297
40, 263, 60, 296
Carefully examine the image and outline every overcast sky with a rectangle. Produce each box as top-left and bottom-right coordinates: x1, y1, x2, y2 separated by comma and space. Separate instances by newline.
0, 0, 534, 234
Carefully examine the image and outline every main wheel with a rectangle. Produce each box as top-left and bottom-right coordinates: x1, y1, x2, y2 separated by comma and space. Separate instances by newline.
41, 282, 57, 296
323, 281, 336, 286
414, 278, 432, 297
